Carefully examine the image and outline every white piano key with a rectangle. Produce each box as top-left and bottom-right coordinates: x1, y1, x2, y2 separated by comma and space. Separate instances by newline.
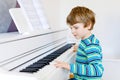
0, 69, 37, 80
34, 65, 56, 79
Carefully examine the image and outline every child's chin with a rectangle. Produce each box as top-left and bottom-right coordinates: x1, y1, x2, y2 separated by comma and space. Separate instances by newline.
75, 36, 80, 39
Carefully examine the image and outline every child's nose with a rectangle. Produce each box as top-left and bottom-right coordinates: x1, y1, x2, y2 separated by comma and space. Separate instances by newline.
71, 29, 76, 34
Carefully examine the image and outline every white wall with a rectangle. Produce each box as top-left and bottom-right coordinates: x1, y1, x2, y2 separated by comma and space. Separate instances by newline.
42, 0, 120, 59
59, 0, 120, 59
103, 59, 120, 80
41, 0, 61, 29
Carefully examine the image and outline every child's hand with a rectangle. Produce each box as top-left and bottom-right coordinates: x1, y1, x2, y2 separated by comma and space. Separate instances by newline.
73, 44, 78, 52
54, 60, 70, 70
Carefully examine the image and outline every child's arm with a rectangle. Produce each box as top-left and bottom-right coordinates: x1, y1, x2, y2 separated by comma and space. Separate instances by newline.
70, 45, 104, 77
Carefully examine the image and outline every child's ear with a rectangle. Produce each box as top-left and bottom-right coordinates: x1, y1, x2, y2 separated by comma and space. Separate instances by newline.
86, 22, 92, 30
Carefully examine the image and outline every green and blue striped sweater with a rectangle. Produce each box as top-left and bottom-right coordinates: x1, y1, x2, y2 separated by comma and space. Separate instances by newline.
70, 34, 104, 80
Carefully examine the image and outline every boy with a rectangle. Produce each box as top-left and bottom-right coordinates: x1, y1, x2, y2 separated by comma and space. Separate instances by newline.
54, 6, 104, 80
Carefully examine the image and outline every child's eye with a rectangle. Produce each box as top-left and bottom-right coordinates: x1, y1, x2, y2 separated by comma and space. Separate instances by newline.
74, 27, 78, 29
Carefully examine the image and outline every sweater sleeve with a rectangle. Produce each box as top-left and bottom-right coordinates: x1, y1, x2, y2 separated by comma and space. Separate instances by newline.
70, 44, 104, 77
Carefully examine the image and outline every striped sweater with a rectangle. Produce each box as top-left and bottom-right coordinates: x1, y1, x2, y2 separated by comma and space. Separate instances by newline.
70, 34, 104, 80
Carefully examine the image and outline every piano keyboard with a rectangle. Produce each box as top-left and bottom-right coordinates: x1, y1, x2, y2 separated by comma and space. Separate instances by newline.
33, 44, 75, 80
20, 44, 74, 73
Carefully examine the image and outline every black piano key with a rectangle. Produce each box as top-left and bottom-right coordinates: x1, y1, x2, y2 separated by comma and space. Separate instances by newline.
28, 63, 46, 68
20, 44, 74, 73
42, 58, 54, 62
20, 67, 39, 73
37, 59, 50, 63
43, 55, 57, 59
35, 60, 49, 65
20, 63, 46, 73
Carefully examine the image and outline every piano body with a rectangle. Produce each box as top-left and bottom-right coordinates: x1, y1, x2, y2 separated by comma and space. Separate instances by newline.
0, 28, 75, 80
0, 0, 76, 79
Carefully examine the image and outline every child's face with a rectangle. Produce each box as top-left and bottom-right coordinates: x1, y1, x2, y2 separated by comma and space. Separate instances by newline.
70, 23, 91, 40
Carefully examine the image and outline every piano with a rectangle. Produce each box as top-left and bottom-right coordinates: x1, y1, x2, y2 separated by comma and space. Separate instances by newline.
0, 28, 76, 80
0, 0, 76, 79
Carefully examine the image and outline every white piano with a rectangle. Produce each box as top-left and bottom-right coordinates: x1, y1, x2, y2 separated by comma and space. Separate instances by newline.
0, 28, 75, 80
0, 0, 76, 79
